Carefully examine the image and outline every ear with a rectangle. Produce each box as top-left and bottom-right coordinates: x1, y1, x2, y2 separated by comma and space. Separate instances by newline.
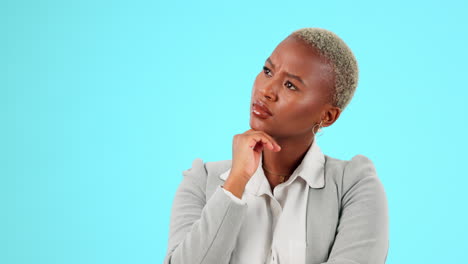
321, 105, 342, 128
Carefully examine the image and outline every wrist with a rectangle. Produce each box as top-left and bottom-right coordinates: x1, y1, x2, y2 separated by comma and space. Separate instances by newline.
223, 172, 249, 199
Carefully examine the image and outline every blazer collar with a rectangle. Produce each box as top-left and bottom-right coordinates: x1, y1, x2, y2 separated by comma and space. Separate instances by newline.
219, 139, 325, 190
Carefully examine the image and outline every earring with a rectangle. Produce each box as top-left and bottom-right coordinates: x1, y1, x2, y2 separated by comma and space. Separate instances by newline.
312, 120, 324, 137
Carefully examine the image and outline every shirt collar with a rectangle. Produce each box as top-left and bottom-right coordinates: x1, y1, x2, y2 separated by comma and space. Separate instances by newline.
219, 139, 325, 194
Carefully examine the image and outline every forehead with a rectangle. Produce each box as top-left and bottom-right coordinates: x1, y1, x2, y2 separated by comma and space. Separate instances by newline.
269, 36, 334, 91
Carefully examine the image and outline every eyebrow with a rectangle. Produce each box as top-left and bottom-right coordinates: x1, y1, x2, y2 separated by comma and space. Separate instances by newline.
266, 57, 305, 85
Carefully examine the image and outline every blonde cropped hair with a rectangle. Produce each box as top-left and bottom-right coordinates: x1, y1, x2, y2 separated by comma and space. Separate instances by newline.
290, 28, 359, 110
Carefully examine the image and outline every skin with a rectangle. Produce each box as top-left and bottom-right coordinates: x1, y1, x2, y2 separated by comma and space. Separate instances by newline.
249, 34, 342, 190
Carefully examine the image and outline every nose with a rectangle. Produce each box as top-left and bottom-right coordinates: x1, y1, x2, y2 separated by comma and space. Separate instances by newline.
259, 78, 278, 101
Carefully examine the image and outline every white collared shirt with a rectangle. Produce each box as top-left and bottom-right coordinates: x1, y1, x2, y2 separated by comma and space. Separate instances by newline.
219, 139, 325, 264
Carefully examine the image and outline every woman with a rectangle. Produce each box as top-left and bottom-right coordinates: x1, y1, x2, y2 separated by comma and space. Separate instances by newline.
163, 28, 389, 264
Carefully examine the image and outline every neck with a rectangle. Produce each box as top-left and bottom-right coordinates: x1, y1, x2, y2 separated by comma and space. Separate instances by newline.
262, 133, 315, 185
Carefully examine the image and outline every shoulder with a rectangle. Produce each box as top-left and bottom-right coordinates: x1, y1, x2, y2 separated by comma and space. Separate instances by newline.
342, 155, 386, 205
181, 158, 232, 199
324, 153, 377, 178
182, 158, 232, 184
324, 154, 382, 195
205, 159, 232, 178
342, 154, 379, 187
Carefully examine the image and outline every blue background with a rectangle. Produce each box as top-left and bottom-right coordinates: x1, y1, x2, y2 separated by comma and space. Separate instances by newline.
2, 0, 467, 263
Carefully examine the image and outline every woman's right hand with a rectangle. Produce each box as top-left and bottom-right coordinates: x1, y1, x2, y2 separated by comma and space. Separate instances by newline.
230, 128, 282, 182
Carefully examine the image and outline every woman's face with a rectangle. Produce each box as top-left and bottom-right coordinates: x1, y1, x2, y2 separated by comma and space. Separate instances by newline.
250, 35, 339, 138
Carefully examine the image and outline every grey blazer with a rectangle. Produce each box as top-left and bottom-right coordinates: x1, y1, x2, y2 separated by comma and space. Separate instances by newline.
163, 154, 389, 264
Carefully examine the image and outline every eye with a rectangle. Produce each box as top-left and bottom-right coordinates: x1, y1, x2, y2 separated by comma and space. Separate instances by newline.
285, 81, 298, 91
263, 66, 272, 77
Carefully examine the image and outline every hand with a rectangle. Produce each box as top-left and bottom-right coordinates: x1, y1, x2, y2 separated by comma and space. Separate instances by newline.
230, 128, 282, 182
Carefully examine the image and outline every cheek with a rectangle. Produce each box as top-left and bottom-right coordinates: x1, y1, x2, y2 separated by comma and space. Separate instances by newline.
283, 100, 321, 123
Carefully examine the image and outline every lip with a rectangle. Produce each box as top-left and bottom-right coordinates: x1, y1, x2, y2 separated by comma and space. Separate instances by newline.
252, 99, 273, 118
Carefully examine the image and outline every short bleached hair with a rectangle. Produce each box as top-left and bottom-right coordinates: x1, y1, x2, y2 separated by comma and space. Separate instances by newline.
290, 28, 359, 110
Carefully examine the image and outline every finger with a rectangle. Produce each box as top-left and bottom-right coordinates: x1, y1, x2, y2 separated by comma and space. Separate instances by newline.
245, 128, 256, 134
252, 131, 281, 150
253, 142, 264, 152
249, 134, 275, 151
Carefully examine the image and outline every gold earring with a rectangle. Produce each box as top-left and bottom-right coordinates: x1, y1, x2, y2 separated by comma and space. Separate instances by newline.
312, 120, 324, 137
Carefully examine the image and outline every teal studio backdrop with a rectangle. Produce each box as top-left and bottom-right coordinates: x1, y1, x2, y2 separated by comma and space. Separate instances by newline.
2, 0, 467, 263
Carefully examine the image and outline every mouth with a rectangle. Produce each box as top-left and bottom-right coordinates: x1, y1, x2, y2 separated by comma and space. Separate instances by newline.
251, 100, 273, 118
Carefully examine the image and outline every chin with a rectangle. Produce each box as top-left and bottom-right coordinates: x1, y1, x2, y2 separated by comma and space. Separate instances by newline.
249, 119, 260, 131
249, 118, 268, 132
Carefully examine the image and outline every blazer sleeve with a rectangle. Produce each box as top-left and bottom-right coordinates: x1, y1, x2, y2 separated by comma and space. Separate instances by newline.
323, 155, 390, 264
163, 158, 248, 264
